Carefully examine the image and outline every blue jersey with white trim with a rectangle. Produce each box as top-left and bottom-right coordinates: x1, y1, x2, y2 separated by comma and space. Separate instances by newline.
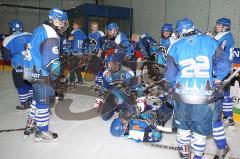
160, 36, 175, 49
165, 34, 230, 96
25, 24, 60, 78
139, 34, 158, 57
103, 66, 135, 90
88, 31, 104, 52
3, 32, 32, 70
214, 31, 234, 61
114, 32, 134, 56
70, 28, 87, 55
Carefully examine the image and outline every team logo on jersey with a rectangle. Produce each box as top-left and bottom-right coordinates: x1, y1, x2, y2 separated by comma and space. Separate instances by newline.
22, 43, 32, 61
52, 46, 59, 54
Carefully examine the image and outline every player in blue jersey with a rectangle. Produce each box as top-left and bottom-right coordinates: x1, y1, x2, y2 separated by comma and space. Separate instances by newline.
88, 21, 105, 54
3, 19, 33, 111
165, 18, 230, 159
160, 23, 176, 49
68, 21, 87, 86
99, 22, 134, 58
94, 52, 147, 120
23, 8, 68, 142
159, 23, 176, 64
136, 33, 159, 59
206, 17, 234, 159
214, 18, 235, 127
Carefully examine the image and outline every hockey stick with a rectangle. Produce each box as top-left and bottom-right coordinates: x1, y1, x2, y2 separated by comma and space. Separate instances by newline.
147, 143, 238, 159
220, 67, 240, 90
0, 128, 25, 133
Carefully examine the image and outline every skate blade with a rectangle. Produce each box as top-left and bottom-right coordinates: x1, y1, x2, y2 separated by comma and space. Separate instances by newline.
23, 135, 29, 141
34, 137, 58, 142
16, 108, 30, 112
229, 125, 235, 130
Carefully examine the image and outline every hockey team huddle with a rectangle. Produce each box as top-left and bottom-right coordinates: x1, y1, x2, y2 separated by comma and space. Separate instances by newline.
1, 7, 237, 159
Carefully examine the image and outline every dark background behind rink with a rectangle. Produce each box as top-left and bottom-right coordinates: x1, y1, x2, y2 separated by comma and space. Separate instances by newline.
1, 0, 240, 46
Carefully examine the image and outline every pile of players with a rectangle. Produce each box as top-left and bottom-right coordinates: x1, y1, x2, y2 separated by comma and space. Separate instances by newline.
1, 5, 235, 159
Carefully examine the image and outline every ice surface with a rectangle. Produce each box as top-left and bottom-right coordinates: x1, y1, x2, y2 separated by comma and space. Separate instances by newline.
0, 71, 239, 159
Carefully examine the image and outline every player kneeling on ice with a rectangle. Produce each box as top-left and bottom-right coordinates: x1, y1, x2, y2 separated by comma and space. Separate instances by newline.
93, 52, 147, 120
23, 8, 68, 142
165, 18, 230, 159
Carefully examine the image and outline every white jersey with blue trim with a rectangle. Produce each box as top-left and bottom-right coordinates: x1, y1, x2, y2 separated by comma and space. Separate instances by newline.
3, 32, 32, 70
88, 31, 105, 51
166, 34, 226, 96
26, 24, 60, 78
214, 31, 234, 60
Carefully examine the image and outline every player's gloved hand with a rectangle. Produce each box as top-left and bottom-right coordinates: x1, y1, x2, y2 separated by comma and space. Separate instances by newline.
59, 75, 68, 84
136, 96, 147, 113
94, 98, 103, 111
165, 88, 174, 104
214, 79, 223, 100
214, 79, 222, 89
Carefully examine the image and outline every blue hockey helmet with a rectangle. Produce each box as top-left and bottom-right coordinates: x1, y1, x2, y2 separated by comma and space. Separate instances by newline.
105, 52, 125, 72
8, 19, 23, 33
161, 23, 173, 33
48, 8, 69, 34
105, 52, 125, 63
216, 17, 231, 27
110, 118, 125, 137
48, 8, 68, 21
176, 17, 195, 36
106, 22, 119, 31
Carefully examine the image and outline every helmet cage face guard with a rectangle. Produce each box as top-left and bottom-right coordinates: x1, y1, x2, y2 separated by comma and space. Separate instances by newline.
215, 23, 230, 32
49, 18, 69, 34
107, 29, 118, 38
107, 61, 121, 72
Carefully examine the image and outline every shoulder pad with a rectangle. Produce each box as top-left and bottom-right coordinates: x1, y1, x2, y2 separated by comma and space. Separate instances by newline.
42, 24, 58, 39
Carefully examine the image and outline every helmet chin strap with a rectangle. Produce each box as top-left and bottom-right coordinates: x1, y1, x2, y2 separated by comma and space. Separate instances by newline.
45, 20, 62, 35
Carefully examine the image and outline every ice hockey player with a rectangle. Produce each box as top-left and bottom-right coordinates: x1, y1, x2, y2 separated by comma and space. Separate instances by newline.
215, 18, 235, 127
23, 8, 68, 142
131, 33, 158, 59
165, 17, 230, 159
110, 110, 163, 142
99, 22, 134, 59
68, 21, 87, 86
160, 23, 176, 49
88, 21, 105, 55
94, 52, 147, 121
3, 19, 33, 111
207, 17, 234, 159
159, 23, 176, 64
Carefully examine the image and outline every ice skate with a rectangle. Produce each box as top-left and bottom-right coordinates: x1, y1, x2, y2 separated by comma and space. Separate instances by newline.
23, 119, 36, 140
16, 103, 31, 112
213, 144, 230, 159
35, 131, 58, 142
